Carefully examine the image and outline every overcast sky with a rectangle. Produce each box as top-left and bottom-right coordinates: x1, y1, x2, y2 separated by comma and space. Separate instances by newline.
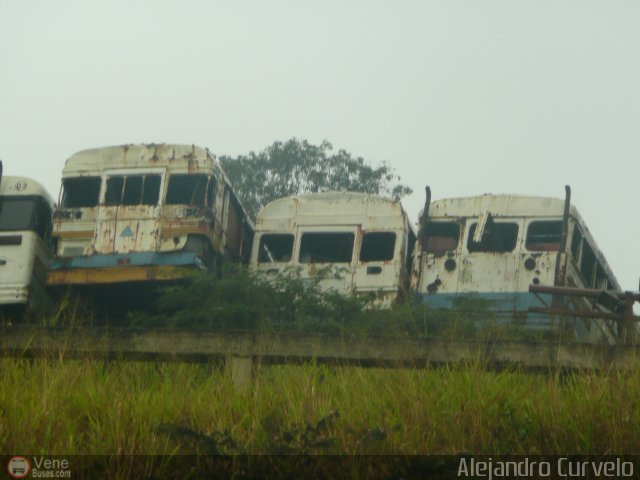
1, 0, 638, 290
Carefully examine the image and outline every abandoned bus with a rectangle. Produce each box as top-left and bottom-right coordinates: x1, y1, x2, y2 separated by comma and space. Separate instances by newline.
412, 187, 621, 343
48, 144, 253, 287
0, 165, 54, 314
251, 192, 416, 303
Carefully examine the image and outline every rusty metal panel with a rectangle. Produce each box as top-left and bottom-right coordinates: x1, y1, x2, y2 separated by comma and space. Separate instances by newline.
51, 144, 255, 285
62, 144, 217, 176
47, 265, 186, 285
413, 195, 580, 296
411, 192, 624, 350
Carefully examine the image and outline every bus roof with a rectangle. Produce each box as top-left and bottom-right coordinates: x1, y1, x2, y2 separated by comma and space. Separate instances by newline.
62, 144, 219, 176
256, 192, 412, 230
424, 194, 582, 220
0, 176, 54, 207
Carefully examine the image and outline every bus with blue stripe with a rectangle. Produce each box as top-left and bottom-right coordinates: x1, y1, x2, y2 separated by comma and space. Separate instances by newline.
47, 144, 253, 288
411, 187, 620, 343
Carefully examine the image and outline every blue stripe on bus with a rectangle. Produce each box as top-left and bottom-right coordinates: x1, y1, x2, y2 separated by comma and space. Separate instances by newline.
417, 291, 612, 340
418, 291, 553, 311
50, 251, 202, 270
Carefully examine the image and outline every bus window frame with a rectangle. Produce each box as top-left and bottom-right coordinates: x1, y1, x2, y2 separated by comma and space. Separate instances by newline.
466, 221, 520, 253
421, 221, 461, 254
60, 176, 102, 209
258, 233, 295, 264
100, 168, 166, 207
165, 173, 209, 207
525, 220, 563, 252
298, 231, 356, 264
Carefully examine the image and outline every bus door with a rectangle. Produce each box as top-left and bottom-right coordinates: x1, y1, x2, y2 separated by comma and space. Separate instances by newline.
95, 170, 164, 254
417, 220, 463, 298
517, 219, 563, 291
296, 226, 358, 294
459, 217, 522, 311
352, 229, 403, 296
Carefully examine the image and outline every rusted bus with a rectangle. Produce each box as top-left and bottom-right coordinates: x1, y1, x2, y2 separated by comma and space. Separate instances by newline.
250, 192, 416, 305
412, 188, 622, 343
0, 166, 55, 314
48, 144, 253, 286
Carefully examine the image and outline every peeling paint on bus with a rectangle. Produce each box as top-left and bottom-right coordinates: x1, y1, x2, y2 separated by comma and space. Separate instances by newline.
250, 192, 415, 305
48, 144, 254, 286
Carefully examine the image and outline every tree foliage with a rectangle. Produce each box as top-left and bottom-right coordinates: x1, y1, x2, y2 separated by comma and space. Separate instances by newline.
220, 138, 412, 220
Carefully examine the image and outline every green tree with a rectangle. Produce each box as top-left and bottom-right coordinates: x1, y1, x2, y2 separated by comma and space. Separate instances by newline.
220, 138, 412, 220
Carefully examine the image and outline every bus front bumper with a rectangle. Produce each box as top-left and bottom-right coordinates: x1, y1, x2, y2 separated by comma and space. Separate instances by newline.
47, 252, 205, 286
0, 285, 29, 305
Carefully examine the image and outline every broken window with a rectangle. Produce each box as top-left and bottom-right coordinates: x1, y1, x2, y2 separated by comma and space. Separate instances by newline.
526, 220, 562, 251
580, 241, 596, 285
467, 222, 519, 253
122, 176, 143, 205
166, 174, 208, 206
299, 232, 354, 263
594, 263, 608, 289
360, 232, 396, 262
61, 177, 101, 208
571, 226, 582, 259
206, 176, 217, 207
105, 175, 160, 206
142, 175, 161, 205
258, 233, 294, 263
105, 177, 124, 205
422, 222, 460, 253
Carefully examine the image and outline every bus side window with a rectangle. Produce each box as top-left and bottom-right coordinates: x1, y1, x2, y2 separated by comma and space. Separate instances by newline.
526, 220, 562, 251
467, 222, 519, 253
580, 241, 596, 286
206, 176, 217, 208
360, 232, 396, 262
34, 199, 53, 242
595, 263, 607, 289
226, 194, 244, 258
406, 229, 416, 272
422, 222, 460, 254
571, 226, 582, 259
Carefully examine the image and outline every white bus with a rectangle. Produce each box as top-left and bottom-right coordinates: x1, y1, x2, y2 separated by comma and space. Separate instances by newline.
411, 187, 621, 342
48, 144, 253, 287
0, 166, 54, 315
251, 192, 415, 304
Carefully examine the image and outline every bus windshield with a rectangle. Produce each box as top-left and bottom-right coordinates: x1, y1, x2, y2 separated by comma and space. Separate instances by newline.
0, 198, 36, 231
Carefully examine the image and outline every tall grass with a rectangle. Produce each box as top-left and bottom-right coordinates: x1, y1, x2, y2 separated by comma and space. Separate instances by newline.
3, 358, 639, 456
3, 268, 637, 477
